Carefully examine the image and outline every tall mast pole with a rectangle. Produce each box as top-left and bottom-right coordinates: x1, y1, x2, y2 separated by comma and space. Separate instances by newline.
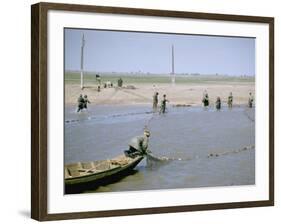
171, 45, 175, 85
80, 34, 85, 90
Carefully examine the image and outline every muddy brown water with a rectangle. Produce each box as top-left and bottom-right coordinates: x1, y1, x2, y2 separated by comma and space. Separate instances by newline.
64, 105, 255, 193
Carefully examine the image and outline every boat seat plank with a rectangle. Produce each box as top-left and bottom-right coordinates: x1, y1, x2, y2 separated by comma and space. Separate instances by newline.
65, 168, 71, 178
95, 160, 111, 171
81, 162, 95, 169
66, 162, 83, 177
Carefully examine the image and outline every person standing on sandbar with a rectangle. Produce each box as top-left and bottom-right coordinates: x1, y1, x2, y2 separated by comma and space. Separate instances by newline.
153, 92, 159, 112
228, 92, 233, 108
160, 94, 169, 114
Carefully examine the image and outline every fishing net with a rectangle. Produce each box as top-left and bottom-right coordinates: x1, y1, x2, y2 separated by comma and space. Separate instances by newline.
146, 153, 170, 168
243, 108, 255, 122
145, 145, 255, 168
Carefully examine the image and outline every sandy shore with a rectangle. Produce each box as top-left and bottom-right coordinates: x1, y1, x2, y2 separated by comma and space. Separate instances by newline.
65, 82, 255, 107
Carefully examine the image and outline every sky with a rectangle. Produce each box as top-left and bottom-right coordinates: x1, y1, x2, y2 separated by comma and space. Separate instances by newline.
64, 28, 255, 76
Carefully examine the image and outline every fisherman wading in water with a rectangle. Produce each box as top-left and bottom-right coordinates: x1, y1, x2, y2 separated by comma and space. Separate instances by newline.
124, 130, 151, 158
160, 94, 169, 114
152, 92, 159, 112
77, 94, 85, 112
202, 90, 209, 107
77, 94, 91, 112
248, 92, 254, 108
216, 96, 221, 110
83, 95, 90, 109
228, 92, 233, 108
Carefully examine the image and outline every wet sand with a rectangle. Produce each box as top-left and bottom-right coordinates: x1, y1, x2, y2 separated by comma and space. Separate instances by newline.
65, 82, 255, 106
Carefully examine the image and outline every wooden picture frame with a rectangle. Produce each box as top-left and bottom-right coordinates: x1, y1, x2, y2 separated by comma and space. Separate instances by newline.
31, 2, 274, 221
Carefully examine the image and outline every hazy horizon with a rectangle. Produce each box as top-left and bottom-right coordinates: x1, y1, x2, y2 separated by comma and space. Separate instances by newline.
65, 70, 255, 77
65, 29, 256, 76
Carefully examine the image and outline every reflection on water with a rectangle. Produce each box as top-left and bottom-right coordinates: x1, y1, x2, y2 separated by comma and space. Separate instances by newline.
64, 105, 255, 192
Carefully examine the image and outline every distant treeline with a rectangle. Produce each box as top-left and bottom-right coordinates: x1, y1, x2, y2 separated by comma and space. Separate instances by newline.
65, 70, 255, 78
65, 71, 255, 85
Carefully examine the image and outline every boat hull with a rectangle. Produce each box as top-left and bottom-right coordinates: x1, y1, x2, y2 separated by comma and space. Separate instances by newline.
65, 156, 143, 194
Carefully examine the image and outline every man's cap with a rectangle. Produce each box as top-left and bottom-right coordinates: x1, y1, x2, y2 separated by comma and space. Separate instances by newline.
144, 129, 150, 136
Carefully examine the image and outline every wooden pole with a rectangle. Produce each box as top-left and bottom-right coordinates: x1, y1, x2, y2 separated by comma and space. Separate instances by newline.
80, 34, 85, 90
171, 45, 175, 85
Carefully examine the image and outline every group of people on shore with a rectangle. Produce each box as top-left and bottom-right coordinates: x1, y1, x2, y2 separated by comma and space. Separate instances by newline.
95, 75, 124, 92
202, 91, 254, 110
76, 87, 254, 113
153, 90, 254, 114
153, 92, 169, 114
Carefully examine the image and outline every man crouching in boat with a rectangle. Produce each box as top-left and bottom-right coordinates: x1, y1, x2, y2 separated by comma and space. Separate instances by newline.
124, 130, 151, 158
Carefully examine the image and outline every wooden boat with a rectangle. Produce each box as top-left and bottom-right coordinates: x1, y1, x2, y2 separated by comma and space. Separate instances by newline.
65, 154, 143, 194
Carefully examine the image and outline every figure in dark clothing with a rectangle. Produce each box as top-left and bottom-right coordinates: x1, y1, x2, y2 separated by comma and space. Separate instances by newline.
83, 95, 90, 109
117, 78, 123, 87
77, 94, 91, 112
77, 94, 85, 112
202, 91, 209, 107
216, 97, 221, 110
160, 94, 169, 114
96, 74, 101, 85
248, 92, 254, 108
152, 92, 159, 112
228, 92, 233, 108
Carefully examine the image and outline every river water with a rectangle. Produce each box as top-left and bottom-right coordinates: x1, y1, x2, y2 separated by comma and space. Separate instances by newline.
64, 105, 255, 193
